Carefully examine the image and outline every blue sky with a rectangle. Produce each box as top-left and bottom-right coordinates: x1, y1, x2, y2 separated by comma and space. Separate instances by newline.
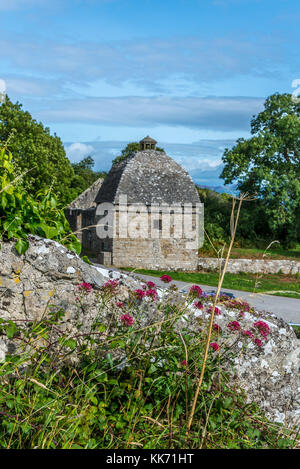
1, 0, 299, 189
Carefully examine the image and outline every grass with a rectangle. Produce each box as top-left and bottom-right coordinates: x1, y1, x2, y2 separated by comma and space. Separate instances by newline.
125, 269, 300, 299
199, 243, 300, 260
292, 326, 300, 339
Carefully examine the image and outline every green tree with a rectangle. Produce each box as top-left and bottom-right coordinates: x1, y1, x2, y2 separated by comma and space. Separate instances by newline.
221, 93, 300, 246
69, 156, 107, 200
112, 141, 165, 165
0, 97, 74, 206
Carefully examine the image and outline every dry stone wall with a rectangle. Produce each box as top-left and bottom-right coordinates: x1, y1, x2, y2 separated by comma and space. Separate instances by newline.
198, 258, 300, 275
0, 236, 299, 428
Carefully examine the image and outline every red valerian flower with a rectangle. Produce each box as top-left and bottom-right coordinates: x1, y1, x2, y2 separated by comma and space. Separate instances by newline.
207, 306, 221, 315
209, 342, 220, 351
116, 301, 124, 308
147, 281, 156, 289
160, 274, 172, 283
189, 285, 202, 297
145, 289, 158, 300
253, 320, 270, 339
242, 329, 254, 339
134, 289, 146, 299
254, 338, 263, 347
102, 279, 120, 292
181, 360, 187, 367
227, 321, 241, 331
78, 282, 93, 294
213, 323, 222, 332
194, 300, 204, 309
120, 314, 134, 326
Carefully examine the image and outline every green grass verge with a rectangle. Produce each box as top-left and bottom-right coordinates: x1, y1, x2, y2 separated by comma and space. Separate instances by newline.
199, 244, 300, 260
292, 326, 300, 338
126, 269, 300, 300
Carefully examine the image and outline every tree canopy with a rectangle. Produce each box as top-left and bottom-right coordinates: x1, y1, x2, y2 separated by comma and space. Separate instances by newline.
221, 93, 300, 245
69, 156, 107, 201
0, 97, 74, 206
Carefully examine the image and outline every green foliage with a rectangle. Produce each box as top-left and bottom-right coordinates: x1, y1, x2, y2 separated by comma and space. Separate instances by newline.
69, 156, 107, 201
0, 97, 75, 206
0, 145, 81, 254
112, 142, 165, 165
292, 325, 300, 339
82, 255, 93, 265
221, 93, 300, 246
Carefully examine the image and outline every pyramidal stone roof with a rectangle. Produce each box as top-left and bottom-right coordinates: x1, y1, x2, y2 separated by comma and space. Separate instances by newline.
94, 150, 200, 206
68, 177, 104, 210
139, 135, 157, 143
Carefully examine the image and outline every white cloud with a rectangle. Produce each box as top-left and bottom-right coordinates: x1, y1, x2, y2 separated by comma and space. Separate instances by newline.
65, 142, 95, 162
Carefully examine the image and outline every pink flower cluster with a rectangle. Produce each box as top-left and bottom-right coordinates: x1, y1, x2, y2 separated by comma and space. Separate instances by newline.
189, 285, 203, 297
135, 281, 158, 301
145, 289, 158, 300
120, 314, 134, 326
160, 274, 172, 283
102, 279, 120, 292
254, 338, 263, 347
194, 300, 204, 309
134, 289, 146, 299
146, 281, 156, 289
239, 321, 270, 348
78, 282, 93, 294
227, 320, 241, 332
210, 342, 220, 351
207, 306, 221, 316
242, 329, 254, 339
221, 298, 251, 313
253, 320, 270, 339
213, 323, 222, 332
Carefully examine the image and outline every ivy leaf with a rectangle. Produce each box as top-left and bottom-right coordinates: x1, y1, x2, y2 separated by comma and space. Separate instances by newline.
15, 238, 29, 254
5, 321, 17, 339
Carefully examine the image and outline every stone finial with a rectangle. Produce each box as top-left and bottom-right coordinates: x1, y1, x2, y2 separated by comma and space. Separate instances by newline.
139, 136, 157, 151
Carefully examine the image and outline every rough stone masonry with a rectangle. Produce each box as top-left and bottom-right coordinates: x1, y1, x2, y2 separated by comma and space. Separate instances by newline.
0, 236, 299, 429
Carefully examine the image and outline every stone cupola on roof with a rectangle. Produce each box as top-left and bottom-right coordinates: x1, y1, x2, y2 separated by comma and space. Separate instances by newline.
139, 135, 157, 151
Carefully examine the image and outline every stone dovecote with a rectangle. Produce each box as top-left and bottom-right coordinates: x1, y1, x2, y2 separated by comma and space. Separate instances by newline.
66, 138, 201, 271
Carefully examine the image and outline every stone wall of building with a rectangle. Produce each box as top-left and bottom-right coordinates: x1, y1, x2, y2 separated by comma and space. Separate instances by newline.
112, 208, 199, 270
113, 237, 199, 270
198, 257, 300, 274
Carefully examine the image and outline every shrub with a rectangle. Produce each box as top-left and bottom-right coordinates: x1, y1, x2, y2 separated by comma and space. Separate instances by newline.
0, 144, 81, 254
